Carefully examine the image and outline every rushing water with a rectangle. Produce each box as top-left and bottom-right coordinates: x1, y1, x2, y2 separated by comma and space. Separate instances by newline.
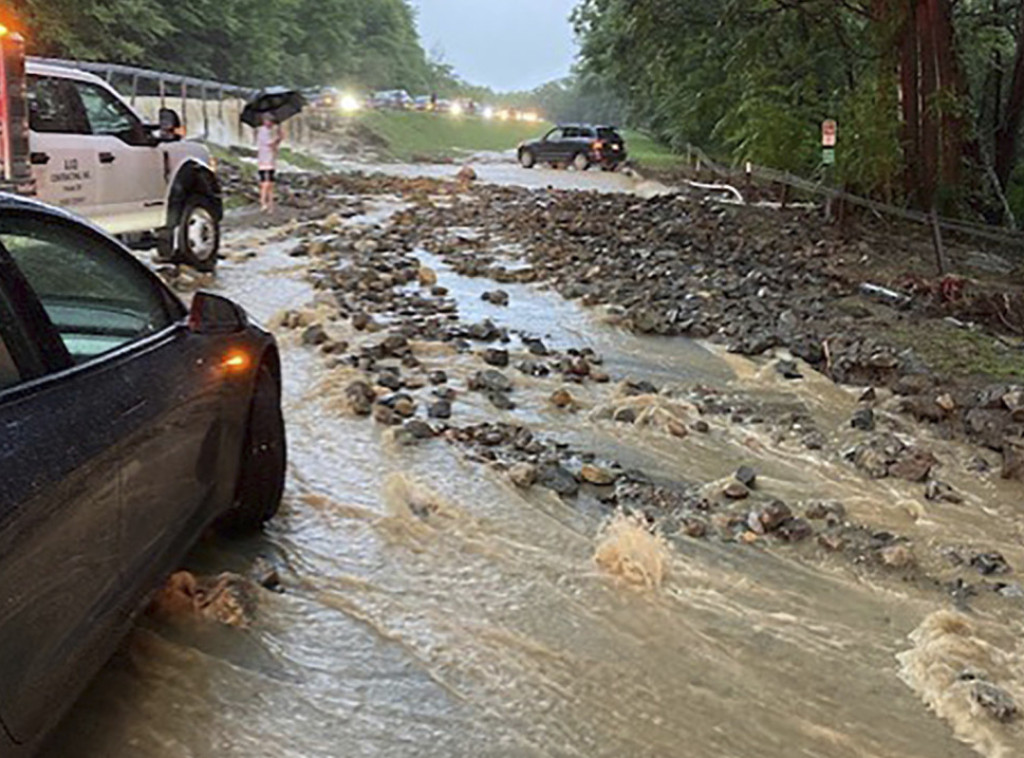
42, 198, 1024, 758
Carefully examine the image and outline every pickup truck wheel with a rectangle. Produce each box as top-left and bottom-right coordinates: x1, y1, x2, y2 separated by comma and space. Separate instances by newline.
519, 148, 536, 168
218, 363, 286, 534
179, 195, 220, 272
573, 152, 591, 171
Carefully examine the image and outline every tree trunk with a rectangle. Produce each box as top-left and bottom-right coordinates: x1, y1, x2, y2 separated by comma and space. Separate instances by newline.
995, 4, 1024, 189
899, 0, 922, 203
918, 0, 939, 209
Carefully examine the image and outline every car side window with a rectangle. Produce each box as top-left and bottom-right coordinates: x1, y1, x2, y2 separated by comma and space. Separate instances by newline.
0, 325, 20, 390
561, 127, 577, 139
26, 76, 89, 134
73, 82, 139, 138
0, 217, 174, 364
580, 128, 596, 139
545, 128, 563, 141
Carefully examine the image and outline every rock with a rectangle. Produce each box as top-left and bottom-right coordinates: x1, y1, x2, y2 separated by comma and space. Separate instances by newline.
352, 312, 372, 331
802, 431, 826, 450
818, 532, 846, 551
850, 408, 876, 431
965, 408, 1012, 451
376, 372, 402, 391
404, 419, 435, 439
899, 395, 947, 423
250, 557, 282, 592
681, 518, 708, 538
428, 370, 448, 385
393, 397, 416, 418
889, 446, 937, 482
775, 360, 803, 380
666, 419, 689, 438
345, 381, 376, 416
735, 466, 757, 488
970, 681, 1019, 723
970, 552, 1011, 576
470, 369, 513, 393
301, 324, 328, 346
523, 337, 548, 355
776, 517, 813, 542
536, 463, 579, 496
456, 165, 478, 183
723, 482, 750, 500
483, 348, 510, 367
879, 543, 915, 568
748, 500, 791, 534
613, 407, 638, 424
1001, 439, 1024, 482
591, 370, 611, 383
468, 320, 500, 341
418, 267, 438, 287
488, 391, 516, 410
382, 334, 409, 355
924, 480, 963, 504
482, 290, 510, 306
693, 420, 710, 434
805, 501, 846, 522
550, 388, 575, 408
428, 400, 452, 419
935, 393, 956, 413
372, 403, 396, 425
894, 373, 934, 396
508, 462, 538, 488
854, 446, 890, 479
859, 387, 877, 403
580, 465, 616, 485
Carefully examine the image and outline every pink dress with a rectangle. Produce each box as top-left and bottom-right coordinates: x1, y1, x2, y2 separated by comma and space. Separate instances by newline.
257, 125, 278, 170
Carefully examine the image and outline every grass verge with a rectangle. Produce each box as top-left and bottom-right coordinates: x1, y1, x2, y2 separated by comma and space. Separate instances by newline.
344, 111, 552, 161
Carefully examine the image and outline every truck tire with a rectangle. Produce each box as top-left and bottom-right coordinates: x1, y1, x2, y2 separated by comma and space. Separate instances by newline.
519, 148, 536, 169
217, 363, 286, 534
573, 152, 591, 171
178, 194, 220, 272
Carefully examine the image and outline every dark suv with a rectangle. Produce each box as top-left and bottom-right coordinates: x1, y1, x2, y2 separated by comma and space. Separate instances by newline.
518, 124, 627, 171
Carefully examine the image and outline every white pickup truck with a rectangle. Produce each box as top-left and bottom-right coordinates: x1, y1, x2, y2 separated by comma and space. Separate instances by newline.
0, 34, 222, 270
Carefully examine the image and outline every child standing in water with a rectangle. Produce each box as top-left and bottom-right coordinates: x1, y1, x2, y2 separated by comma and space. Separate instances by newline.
256, 114, 283, 213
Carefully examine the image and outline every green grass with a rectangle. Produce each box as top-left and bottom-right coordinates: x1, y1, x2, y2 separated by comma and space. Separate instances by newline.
622, 130, 687, 170
347, 111, 552, 161
887, 321, 1024, 380
279, 146, 329, 172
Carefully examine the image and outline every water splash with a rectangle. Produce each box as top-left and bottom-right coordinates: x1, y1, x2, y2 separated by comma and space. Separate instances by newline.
593, 511, 671, 589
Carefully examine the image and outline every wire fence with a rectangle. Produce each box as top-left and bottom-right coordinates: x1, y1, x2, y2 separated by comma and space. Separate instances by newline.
683, 143, 1024, 251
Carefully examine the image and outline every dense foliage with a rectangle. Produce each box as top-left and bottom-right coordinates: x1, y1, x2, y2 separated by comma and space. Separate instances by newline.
5, 0, 443, 91
574, 0, 1024, 220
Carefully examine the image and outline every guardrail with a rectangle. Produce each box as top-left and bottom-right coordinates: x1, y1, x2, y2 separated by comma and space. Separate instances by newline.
29, 57, 314, 146
683, 142, 1024, 252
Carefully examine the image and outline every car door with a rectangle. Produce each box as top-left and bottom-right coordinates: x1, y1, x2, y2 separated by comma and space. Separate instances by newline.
556, 127, 579, 162
71, 79, 167, 235
0, 208, 226, 608
0, 218, 137, 747
25, 75, 100, 217
538, 127, 563, 162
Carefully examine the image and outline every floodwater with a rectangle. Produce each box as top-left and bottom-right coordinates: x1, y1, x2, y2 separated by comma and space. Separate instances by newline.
43, 186, 1024, 758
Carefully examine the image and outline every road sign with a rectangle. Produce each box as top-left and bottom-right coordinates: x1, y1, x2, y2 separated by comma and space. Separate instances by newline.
822, 148, 835, 165
822, 119, 837, 147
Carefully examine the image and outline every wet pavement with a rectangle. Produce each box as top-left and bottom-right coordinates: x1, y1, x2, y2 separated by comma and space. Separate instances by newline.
42, 168, 1024, 758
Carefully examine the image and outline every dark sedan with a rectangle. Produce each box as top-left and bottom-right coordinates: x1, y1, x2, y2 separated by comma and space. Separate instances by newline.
0, 194, 286, 755
518, 124, 627, 171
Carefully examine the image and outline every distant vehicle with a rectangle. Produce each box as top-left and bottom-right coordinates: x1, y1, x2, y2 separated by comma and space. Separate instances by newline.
518, 124, 628, 171
0, 193, 285, 756
412, 95, 433, 111
370, 90, 412, 109
306, 86, 341, 109
0, 35, 222, 270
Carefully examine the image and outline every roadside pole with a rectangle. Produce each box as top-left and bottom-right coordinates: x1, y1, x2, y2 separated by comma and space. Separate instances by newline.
822, 119, 837, 221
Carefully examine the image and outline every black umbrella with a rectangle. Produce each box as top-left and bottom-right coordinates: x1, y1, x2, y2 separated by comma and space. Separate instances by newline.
241, 87, 306, 127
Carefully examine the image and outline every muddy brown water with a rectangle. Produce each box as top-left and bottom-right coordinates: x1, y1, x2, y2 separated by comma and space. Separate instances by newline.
43, 195, 1024, 758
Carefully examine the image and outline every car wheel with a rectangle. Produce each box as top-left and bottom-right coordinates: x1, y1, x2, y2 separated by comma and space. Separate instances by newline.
218, 363, 286, 534
519, 148, 536, 169
179, 195, 221, 272
573, 153, 591, 171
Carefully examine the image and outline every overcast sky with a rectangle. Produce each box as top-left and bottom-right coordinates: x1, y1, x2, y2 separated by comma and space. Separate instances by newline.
407, 0, 579, 92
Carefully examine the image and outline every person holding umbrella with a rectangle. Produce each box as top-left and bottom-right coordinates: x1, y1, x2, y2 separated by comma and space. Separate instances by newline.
241, 87, 305, 213
256, 113, 283, 213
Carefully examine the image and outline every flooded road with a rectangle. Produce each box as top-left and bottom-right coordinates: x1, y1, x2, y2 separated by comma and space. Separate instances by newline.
43, 183, 1024, 758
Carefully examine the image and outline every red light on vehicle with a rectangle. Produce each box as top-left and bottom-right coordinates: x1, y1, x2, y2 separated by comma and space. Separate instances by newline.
593, 140, 604, 151
221, 350, 251, 373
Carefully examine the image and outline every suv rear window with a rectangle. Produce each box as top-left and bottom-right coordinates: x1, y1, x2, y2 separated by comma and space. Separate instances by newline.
597, 128, 622, 141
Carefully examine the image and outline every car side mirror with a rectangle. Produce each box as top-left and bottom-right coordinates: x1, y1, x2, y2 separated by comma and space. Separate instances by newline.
188, 292, 248, 334
159, 108, 183, 141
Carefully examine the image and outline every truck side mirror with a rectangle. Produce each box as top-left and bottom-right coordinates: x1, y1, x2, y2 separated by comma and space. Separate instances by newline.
159, 108, 183, 141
